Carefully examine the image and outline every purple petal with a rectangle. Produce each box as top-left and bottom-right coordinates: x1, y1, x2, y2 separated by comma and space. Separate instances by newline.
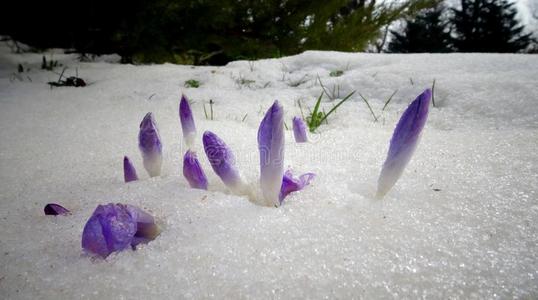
138, 112, 163, 177
179, 94, 196, 148
292, 116, 308, 143
279, 170, 316, 203
183, 150, 208, 190
258, 101, 285, 206
202, 131, 244, 192
81, 203, 159, 258
376, 89, 431, 198
44, 203, 70, 215
123, 156, 138, 183
125, 205, 160, 247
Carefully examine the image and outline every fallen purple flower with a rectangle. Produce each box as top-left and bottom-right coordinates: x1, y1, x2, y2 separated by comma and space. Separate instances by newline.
138, 112, 163, 177
183, 150, 208, 190
203, 131, 245, 193
179, 94, 196, 148
82, 203, 159, 258
376, 89, 431, 198
44, 203, 70, 215
292, 116, 308, 143
123, 156, 138, 183
279, 170, 315, 204
258, 101, 285, 206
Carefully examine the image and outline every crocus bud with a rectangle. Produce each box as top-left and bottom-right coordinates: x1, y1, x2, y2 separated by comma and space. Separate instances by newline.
123, 156, 138, 183
292, 116, 308, 143
82, 203, 159, 258
376, 89, 431, 198
279, 170, 315, 204
179, 94, 196, 148
258, 101, 285, 207
202, 131, 245, 194
138, 112, 163, 177
44, 203, 70, 215
183, 150, 208, 190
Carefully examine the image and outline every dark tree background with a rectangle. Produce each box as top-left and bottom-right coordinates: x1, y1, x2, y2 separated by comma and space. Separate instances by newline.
388, 2, 452, 53
1, 0, 435, 64
451, 0, 532, 52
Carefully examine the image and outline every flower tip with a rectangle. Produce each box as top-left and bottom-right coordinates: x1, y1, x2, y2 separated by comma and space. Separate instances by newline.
44, 203, 70, 215
140, 112, 154, 128
123, 156, 138, 183
179, 94, 196, 147
138, 112, 162, 177
202, 131, 218, 145
270, 100, 283, 115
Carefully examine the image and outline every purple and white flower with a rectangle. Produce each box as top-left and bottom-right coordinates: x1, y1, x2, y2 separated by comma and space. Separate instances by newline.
123, 156, 138, 183
138, 112, 163, 177
258, 101, 285, 206
44, 203, 70, 215
179, 94, 196, 148
203, 131, 246, 194
376, 89, 431, 198
183, 150, 208, 190
81, 203, 159, 258
292, 116, 308, 143
279, 170, 315, 203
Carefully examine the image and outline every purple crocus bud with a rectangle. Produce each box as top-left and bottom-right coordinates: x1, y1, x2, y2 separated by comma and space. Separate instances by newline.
183, 150, 208, 190
123, 156, 138, 183
81, 203, 159, 258
292, 116, 308, 143
179, 94, 196, 148
138, 112, 163, 177
44, 203, 70, 215
258, 101, 285, 207
279, 170, 315, 204
202, 131, 245, 193
376, 89, 431, 198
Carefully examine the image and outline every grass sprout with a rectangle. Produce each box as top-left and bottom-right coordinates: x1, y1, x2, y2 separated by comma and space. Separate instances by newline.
329, 70, 344, 77
358, 93, 378, 122
382, 89, 398, 111
203, 99, 214, 120
185, 79, 200, 88
317, 75, 341, 101
306, 90, 355, 132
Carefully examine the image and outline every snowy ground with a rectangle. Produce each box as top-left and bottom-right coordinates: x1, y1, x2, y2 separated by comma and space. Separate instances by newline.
0, 42, 537, 299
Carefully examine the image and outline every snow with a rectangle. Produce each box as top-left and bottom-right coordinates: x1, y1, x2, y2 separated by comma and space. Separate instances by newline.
1, 42, 537, 298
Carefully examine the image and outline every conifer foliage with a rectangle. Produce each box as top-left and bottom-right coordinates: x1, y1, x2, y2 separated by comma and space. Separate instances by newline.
388, 3, 452, 53
451, 0, 531, 52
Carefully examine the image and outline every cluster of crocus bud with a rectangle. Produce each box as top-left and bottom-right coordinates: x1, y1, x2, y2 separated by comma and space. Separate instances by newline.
179, 95, 314, 206
54, 88, 430, 260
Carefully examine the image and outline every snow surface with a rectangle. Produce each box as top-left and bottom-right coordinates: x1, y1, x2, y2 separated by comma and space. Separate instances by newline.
1, 42, 538, 299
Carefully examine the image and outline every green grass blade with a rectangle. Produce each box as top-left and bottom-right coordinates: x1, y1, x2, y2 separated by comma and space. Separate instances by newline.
317, 91, 355, 125
381, 89, 398, 111
359, 93, 378, 122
